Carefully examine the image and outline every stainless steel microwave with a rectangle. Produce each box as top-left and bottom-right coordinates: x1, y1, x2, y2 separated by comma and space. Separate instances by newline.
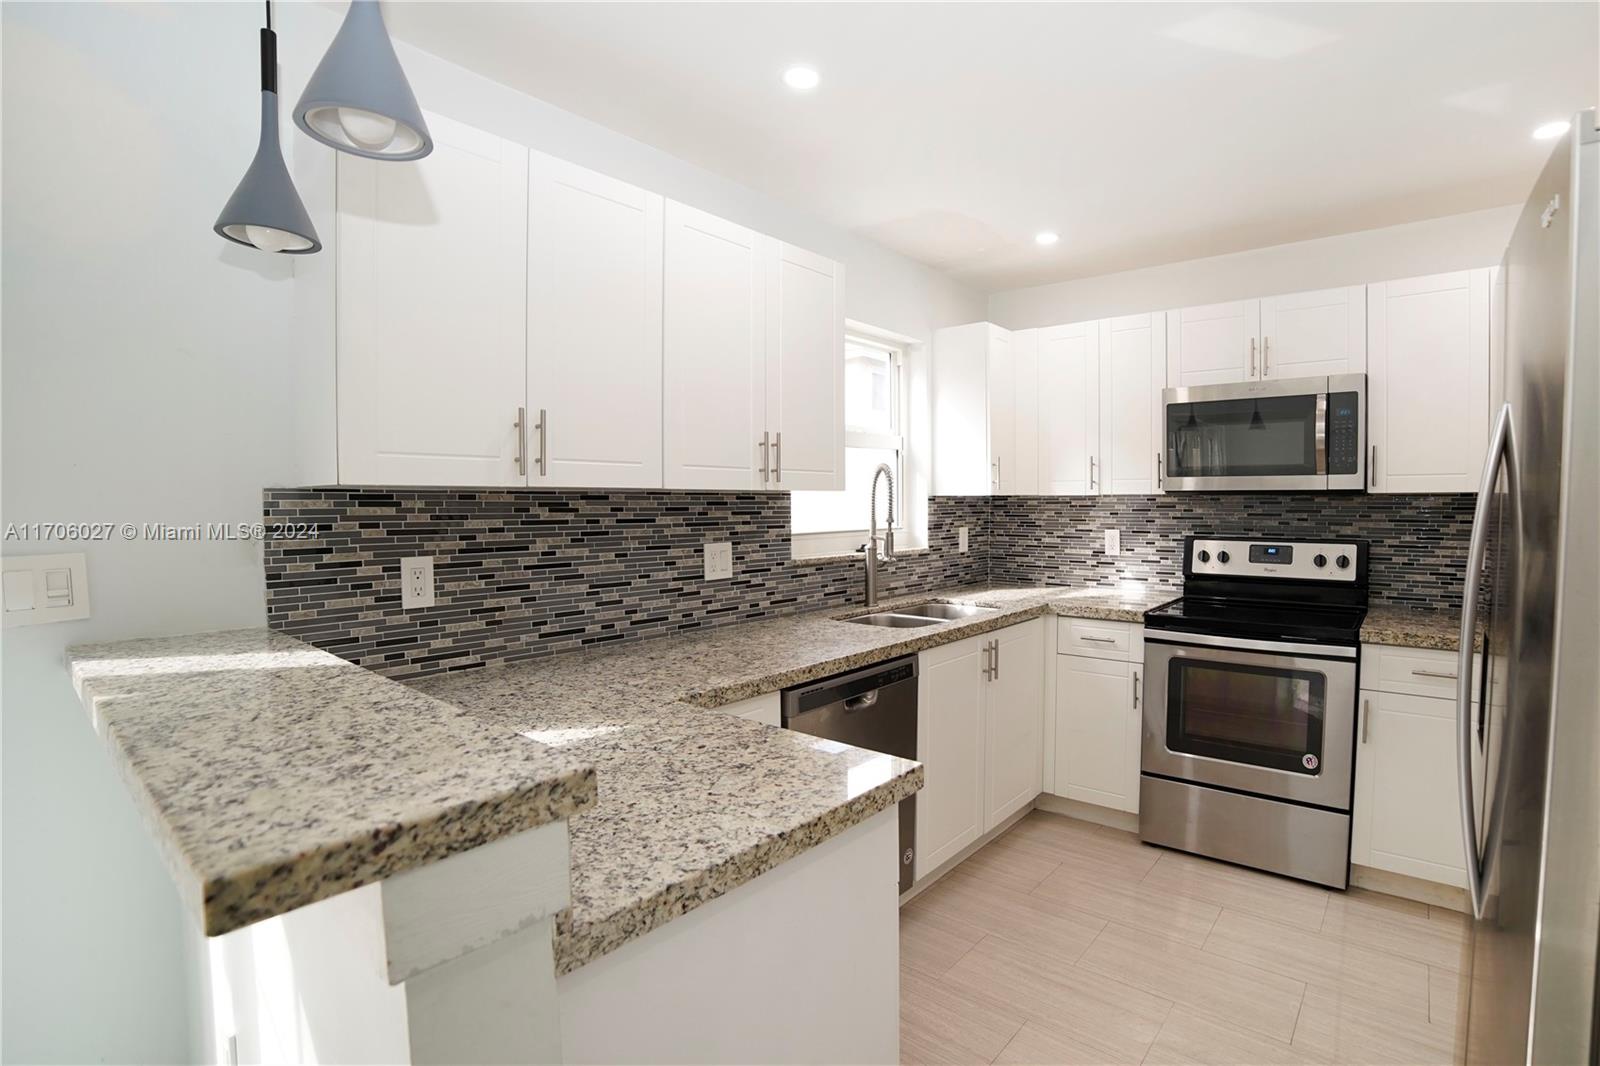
1162, 374, 1366, 492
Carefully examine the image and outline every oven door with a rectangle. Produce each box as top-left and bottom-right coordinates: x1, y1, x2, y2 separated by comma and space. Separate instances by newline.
1142, 633, 1357, 810
1163, 376, 1332, 491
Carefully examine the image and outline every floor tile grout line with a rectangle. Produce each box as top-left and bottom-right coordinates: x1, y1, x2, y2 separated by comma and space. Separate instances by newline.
983, 1012, 1029, 1066
1137, 998, 1179, 1066
1289, 982, 1308, 1049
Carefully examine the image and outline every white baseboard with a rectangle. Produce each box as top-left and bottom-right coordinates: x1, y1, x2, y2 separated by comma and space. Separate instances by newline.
1351, 864, 1470, 914
1032, 793, 1139, 834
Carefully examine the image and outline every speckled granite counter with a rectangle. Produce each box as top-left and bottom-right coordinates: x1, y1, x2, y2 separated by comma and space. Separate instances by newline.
411, 581, 1175, 973
65, 628, 597, 935
1361, 605, 1480, 651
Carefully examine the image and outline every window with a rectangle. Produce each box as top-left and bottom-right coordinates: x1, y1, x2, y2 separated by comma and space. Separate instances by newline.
791, 335, 905, 545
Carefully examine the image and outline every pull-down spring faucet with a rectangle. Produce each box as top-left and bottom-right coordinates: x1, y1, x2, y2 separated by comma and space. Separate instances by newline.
863, 463, 896, 607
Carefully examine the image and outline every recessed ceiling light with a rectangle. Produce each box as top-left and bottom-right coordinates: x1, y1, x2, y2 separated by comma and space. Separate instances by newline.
1035, 231, 1060, 246
783, 66, 820, 92
1532, 120, 1571, 140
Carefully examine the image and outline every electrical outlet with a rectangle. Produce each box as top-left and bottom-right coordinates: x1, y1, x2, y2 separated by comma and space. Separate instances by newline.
703, 542, 733, 581
958, 526, 969, 554
400, 556, 435, 610
1104, 529, 1121, 556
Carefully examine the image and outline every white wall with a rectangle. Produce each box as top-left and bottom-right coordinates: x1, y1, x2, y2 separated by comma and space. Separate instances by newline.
0, 4, 981, 1063
987, 205, 1521, 328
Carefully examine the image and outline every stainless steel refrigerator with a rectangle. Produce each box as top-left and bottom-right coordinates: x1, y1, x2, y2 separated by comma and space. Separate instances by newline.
1457, 109, 1598, 1065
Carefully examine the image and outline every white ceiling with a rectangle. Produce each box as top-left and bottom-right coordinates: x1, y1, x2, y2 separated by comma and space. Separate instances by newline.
380, 2, 1597, 293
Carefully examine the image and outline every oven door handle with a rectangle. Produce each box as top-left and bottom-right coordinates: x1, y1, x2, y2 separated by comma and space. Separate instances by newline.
1144, 630, 1357, 660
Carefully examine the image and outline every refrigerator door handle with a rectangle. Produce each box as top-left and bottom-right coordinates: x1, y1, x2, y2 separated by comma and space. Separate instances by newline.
1458, 402, 1521, 920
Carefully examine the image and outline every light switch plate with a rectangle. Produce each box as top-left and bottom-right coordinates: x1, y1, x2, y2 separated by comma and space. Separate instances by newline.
1104, 529, 1121, 556
400, 556, 435, 610
2, 552, 90, 627
958, 526, 969, 554
704, 542, 733, 581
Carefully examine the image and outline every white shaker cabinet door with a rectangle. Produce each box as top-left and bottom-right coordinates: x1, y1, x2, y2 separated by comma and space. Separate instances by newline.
527, 152, 663, 488
1053, 654, 1140, 813
1259, 286, 1366, 379
1166, 300, 1261, 387
984, 620, 1046, 831
765, 242, 844, 491
662, 202, 765, 490
1098, 313, 1166, 495
337, 113, 529, 486
1008, 329, 1040, 494
916, 634, 988, 879
1367, 269, 1491, 493
987, 328, 1016, 493
1037, 321, 1100, 495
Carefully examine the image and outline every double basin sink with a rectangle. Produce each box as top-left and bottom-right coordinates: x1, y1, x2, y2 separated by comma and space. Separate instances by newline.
846, 601, 999, 628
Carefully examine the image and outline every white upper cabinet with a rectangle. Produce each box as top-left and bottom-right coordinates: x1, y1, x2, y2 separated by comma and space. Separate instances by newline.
765, 243, 844, 491
1367, 269, 1491, 492
662, 203, 765, 490
1259, 286, 1366, 379
1165, 300, 1261, 387
337, 114, 529, 486
527, 153, 663, 488
1098, 313, 1166, 495
932, 323, 1011, 496
1036, 321, 1100, 495
1009, 329, 1040, 494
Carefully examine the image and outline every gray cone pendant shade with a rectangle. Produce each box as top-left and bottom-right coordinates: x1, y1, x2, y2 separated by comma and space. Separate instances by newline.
293, 0, 431, 161
214, 17, 320, 254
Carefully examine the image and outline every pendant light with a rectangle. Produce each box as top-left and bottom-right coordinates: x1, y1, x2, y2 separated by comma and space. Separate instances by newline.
214, 2, 320, 254
293, 0, 431, 161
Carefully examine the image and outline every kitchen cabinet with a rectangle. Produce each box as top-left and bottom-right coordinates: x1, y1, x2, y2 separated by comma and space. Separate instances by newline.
336, 113, 529, 486
1367, 269, 1492, 492
527, 153, 663, 488
1052, 620, 1144, 814
916, 619, 1046, 878
1036, 321, 1100, 495
932, 323, 1021, 495
1165, 300, 1260, 387
661, 202, 766, 490
984, 620, 1046, 830
765, 242, 844, 490
1258, 286, 1366, 378
915, 632, 989, 875
1009, 329, 1040, 493
1097, 313, 1167, 495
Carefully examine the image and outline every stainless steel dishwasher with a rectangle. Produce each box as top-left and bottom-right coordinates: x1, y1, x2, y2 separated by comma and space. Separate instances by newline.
782, 656, 918, 893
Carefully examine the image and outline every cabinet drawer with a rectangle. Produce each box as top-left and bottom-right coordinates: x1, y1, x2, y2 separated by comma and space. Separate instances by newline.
1058, 618, 1139, 661
1360, 643, 1482, 699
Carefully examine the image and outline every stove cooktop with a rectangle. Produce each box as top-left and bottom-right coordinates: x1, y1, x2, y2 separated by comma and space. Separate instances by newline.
1142, 596, 1367, 647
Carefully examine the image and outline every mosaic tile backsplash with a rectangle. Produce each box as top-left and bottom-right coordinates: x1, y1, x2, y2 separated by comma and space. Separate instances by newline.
988, 493, 1476, 610
263, 489, 1472, 678
263, 490, 988, 678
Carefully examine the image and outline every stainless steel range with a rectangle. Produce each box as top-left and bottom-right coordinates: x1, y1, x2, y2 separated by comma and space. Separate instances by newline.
1139, 536, 1368, 888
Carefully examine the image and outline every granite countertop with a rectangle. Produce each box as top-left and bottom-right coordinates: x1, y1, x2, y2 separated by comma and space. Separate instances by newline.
65, 628, 597, 936
1361, 604, 1480, 652
411, 581, 1177, 973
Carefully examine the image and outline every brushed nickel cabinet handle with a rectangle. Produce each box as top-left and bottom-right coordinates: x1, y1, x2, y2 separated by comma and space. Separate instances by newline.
774, 431, 782, 483
1156, 452, 1163, 488
981, 642, 993, 681
1369, 445, 1376, 488
1262, 336, 1271, 377
994, 638, 1001, 679
1089, 455, 1097, 491
1363, 698, 1371, 743
1080, 635, 1117, 644
1132, 669, 1141, 710
514, 407, 527, 476
1412, 668, 1459, 680
759, 432, 770, 484
1250, 337, 1258, 377
535, 408, 548, 476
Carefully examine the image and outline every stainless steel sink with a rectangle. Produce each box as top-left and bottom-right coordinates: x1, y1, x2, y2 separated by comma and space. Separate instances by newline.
847, 612, 944, 628
891, 601, 999, 621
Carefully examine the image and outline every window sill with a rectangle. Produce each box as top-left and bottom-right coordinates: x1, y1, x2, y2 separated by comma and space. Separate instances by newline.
790, 531, 929, 563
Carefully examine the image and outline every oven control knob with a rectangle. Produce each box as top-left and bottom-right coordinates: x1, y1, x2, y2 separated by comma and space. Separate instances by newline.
1197, 550, 1211, 563
1216, 550, 1230, 564
1336, 554, 1351, 569
1314, 553, 1328, 568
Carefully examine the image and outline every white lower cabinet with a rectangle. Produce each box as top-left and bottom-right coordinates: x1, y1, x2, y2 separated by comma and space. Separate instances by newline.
1351, 687, 1479, 888
1053, 652, 1142, 814
915, 619, 1045, 879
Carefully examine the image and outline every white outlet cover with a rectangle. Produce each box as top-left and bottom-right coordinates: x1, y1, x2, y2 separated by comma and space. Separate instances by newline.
1104, 529, 1121, 556
401, 556, 435, 610
703, 542, 733, 581
958, 526, 969, 553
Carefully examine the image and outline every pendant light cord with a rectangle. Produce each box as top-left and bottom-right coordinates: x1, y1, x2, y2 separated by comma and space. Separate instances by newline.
265, 0, 272, 31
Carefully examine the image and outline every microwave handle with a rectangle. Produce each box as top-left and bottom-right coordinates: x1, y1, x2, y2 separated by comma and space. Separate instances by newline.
1315, 393, 1328, 476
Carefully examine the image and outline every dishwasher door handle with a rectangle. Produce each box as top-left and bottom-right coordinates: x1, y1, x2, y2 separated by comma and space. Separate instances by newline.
843, 690, 880, 711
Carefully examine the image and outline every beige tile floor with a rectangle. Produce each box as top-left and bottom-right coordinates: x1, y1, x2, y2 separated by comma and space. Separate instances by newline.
900, 810, 1471, 1065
